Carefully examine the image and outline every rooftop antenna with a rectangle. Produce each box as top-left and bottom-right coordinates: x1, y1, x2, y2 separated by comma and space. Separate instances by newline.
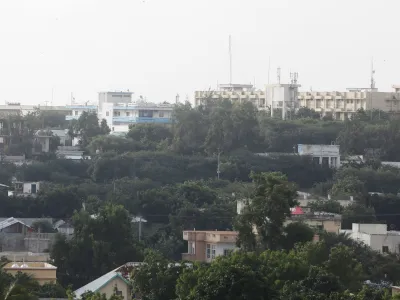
268, 56, 271, 84
371, 57, 375, 90
229, 35, 232, 85
277, 67, 281, 84
176, 94, 180, 104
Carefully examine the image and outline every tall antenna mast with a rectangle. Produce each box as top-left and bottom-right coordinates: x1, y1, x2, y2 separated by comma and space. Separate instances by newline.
268, 57, 271, 84
371, 57, 375, 90
229, 35, 232, 85
277, 67, 281, 84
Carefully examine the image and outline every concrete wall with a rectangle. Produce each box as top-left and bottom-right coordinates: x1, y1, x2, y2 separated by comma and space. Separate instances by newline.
352, 223, 387, 235
0, 232, 56, 252
214, 242, 237, 257
98, 277, 131, 300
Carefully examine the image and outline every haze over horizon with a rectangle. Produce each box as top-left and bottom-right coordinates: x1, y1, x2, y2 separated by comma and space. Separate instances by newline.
0, 0, 399, 106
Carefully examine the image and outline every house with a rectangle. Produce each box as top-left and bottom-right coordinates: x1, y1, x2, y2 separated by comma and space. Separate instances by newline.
9, 181, 41, 197
341, 223, 400, 254
286, 211, 342, 234
297, 144, 341, 168
74, 268, 132, 299
3, 261, 57, 285
237, 199, 342, 234
0, 217, 32, 234
182, 230, 238, 263
56, 146, 85, 160
54, 220, 74, 235
49, 129, 71, 146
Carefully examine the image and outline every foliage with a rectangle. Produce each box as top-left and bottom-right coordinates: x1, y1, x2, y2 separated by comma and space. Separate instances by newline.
51, 203, 143, 288
235, 172, 298, 251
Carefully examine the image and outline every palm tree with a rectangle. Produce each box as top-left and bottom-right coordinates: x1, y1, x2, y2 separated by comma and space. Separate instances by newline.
0, 264, 38, 300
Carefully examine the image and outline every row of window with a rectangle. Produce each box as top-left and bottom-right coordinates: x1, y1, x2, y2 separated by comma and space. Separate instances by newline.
105, 111, 165, 117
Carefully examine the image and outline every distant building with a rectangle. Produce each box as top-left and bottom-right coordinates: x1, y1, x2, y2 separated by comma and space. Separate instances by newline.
266, 81, 301, 119
182, 230, 238, 263
3, 261, 57, 285
0, 103, 70, 117
297, 144, 341, 168
9, 181, 41, 196
74, 266, 132, 300
237, 198, 342, 234
297, 86, 400, 120
97, 91, 174, 133
0, 217, 32, 234
287, 212, 342, 234
53, 220, 74, 235
341, 223, 400, 254
65, 104, 97, 121
195, 84, 266, 110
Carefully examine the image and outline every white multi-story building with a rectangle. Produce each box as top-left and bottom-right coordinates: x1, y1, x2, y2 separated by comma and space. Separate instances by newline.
297, 86, 400, 120
65, 104, 97, 121
194, 84, 266, 110
0, 102, 70, 117
341, 223, 400, 254
297, 144, 341, 168
97, 92, 174, 133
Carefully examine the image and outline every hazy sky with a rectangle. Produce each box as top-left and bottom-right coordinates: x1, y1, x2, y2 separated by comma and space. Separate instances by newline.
0, 0, 399, 105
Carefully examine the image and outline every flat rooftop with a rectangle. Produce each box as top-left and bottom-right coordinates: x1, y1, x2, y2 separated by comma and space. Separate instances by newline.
4, 262, 56, 269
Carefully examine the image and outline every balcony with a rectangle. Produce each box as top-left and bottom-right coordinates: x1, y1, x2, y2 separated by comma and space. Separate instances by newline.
112, 117, 171, 124
65, 115, 80, 121
181, 253, 197, 261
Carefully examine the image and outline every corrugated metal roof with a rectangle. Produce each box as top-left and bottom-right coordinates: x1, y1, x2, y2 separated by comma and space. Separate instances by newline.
0, 218, 52, 228
74, 269, 130, 298
0, 217, 30, 231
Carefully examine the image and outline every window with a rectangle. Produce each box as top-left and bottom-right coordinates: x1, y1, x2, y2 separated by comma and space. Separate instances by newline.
114, 111, 120, 116
126, 112, 130, 116
223, 249, 233, 256
74, 110, 78, 116
211, 245, 216, 259
382, 246, 389, 253
106, 111, 109, 116
159, 111, 164, 117
189, 242, 195, 254
206, 244, 211, 259
139, 110, 154, 117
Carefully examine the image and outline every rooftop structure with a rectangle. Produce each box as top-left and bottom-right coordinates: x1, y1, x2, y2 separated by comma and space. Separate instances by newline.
194, 84, 266, 110
182, 230, 238, 262
341, 223, 400, 254
0, 217, 32, 233
3, 261, 57, 285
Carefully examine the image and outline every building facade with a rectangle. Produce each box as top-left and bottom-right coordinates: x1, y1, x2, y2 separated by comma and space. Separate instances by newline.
4, 262, 57, 285
65, 105, 97, 121
266, 82, 301, 119
297, 144, 341, 168
297, 87, 400, 120
182, 230, 238, 263
195, 84, 266, 110
341, 223, 400, 254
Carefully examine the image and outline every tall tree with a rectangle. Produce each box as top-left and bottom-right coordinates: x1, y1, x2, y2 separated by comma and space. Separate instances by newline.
235, 172, 298, 251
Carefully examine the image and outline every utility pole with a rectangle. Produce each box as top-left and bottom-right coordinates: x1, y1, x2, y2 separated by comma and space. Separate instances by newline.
138, 217, 142, 241
229, 35, 232, 85
217, 148, 221, 180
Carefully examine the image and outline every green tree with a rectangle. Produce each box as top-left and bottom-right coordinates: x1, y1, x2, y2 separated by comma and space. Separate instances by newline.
131, 250, 188, 300
51, 203, 143, 287
235, 172, 297, 251
176, 252, 274, 300
69, 112, 109, 147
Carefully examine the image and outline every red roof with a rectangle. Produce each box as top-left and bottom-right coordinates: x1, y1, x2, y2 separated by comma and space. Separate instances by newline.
291, 206, 304, 215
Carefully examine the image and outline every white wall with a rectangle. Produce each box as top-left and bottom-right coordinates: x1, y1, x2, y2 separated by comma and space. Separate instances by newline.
215, 243, 237, 257
22, 182, 40, 194
370, 234, 400, 253
352, 223, 387, 235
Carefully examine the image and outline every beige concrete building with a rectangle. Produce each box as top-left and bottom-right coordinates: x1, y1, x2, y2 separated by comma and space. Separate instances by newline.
297, 87, 400, 120
182, 230, 238, 263
4, 262, 57, 285
194, 84, 266, 110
